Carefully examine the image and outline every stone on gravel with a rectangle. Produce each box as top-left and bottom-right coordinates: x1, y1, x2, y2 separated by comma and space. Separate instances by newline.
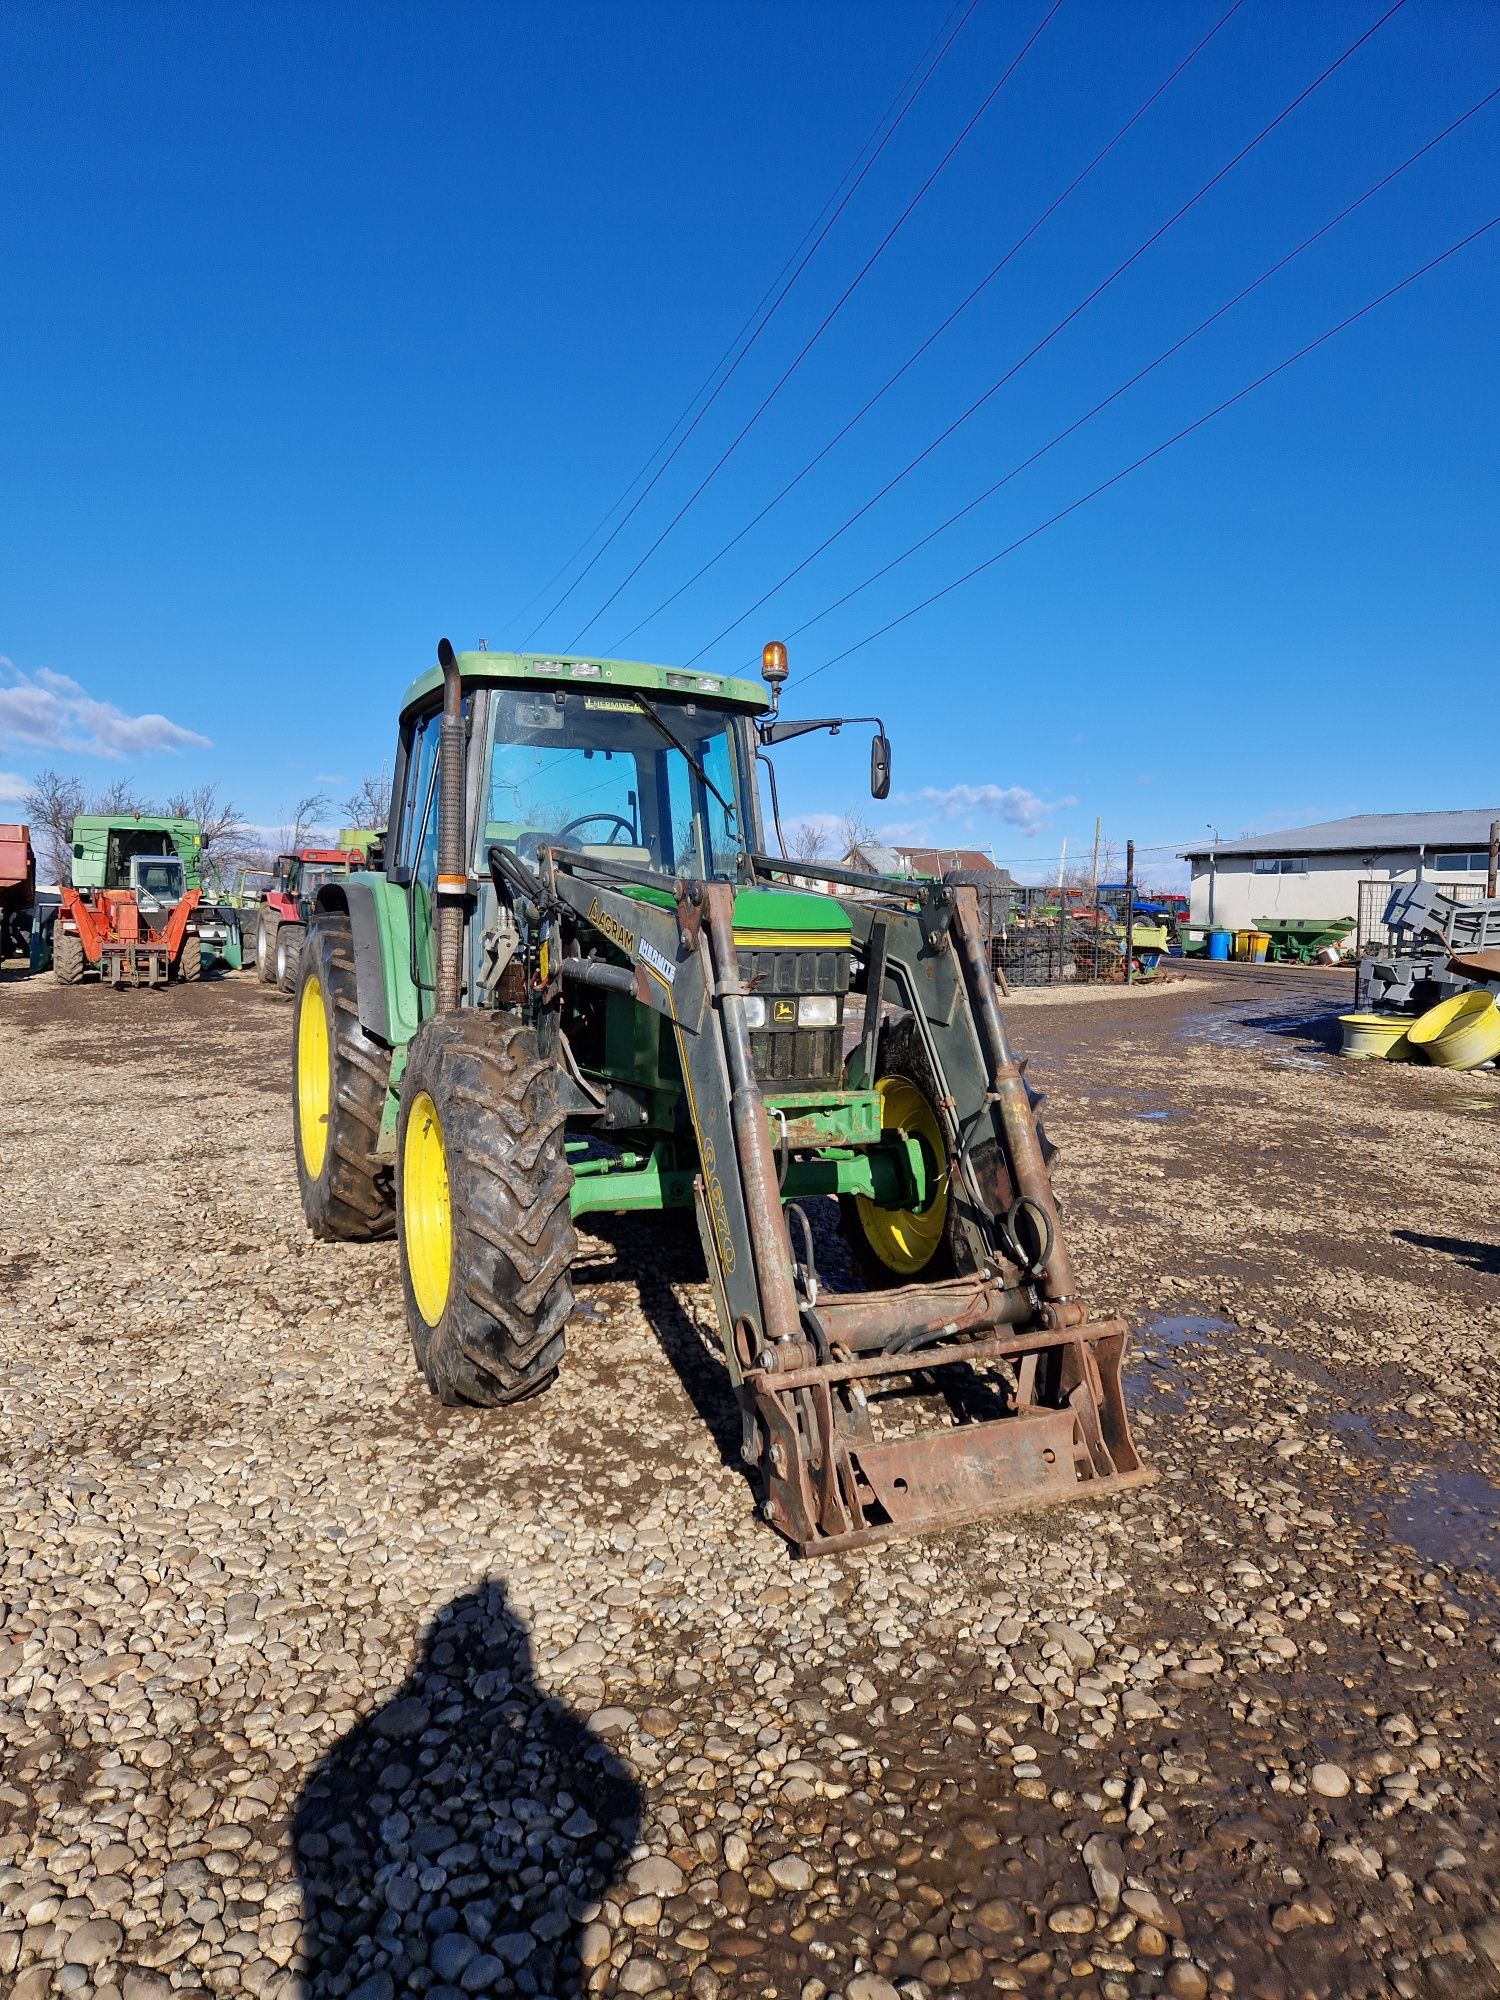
1309, 1761, 1351, 1798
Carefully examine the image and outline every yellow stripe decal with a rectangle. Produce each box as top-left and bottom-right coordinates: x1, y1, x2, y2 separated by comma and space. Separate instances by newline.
732, 929, 851, 948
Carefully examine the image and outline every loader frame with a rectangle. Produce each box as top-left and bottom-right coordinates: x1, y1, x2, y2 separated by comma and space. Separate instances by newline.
532, 842, 1150, 1550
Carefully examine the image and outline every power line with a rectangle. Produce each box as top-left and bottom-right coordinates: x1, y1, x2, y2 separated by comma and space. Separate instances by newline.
604, 0, 1249, 655
792, 216, 1497, 689
765, 86, 1500, 660
689, 0, 1411, 663
501, 0, 970, 633
560, 0, 1070, 651
516, 0, 979, 648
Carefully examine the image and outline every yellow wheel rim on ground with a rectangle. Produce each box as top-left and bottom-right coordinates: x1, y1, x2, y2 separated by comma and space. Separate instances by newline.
854, 1073, 949, 1276
403, 1090, 453, 1326
295, 973, 330, 1178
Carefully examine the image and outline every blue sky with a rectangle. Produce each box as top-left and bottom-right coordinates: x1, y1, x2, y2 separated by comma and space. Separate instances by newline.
2, 0, 1496, 883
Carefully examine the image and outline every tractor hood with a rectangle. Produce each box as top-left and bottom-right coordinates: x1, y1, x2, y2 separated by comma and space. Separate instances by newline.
726, 886, 851, 946
618, 882, 851, 945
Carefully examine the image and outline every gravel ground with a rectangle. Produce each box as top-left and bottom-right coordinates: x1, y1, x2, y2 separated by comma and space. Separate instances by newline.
0, 962, 1496, 2000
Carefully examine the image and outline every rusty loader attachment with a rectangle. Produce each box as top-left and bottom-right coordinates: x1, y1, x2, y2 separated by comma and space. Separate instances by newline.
651, 859, 1152, 1552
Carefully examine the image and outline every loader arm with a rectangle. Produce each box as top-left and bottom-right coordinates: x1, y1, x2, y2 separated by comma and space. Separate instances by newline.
59, 886, 107, 965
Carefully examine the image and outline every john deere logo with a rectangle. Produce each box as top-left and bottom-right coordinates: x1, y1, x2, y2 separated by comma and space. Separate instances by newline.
772, 999, 796, 1024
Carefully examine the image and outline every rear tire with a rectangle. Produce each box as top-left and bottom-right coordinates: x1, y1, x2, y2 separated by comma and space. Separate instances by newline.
276, 922, 305, 994
53, 932, 85, 985
177, 936, 202, 983
293, 914, 395, 1240
257, 913, 280, 983
396, 1013, 577, 1408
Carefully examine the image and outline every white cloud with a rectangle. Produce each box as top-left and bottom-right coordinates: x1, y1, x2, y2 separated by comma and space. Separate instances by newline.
0, 771, 27, 803
0, 659, 211, 759
892, 782, 1076, 838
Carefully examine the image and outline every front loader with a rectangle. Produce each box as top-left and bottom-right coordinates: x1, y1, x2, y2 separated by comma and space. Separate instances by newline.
291, 641, 1150, 1551
54, 815, 204, 988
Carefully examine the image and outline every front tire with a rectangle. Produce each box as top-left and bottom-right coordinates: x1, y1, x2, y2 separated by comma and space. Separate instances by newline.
396, 1013, 577, 1408
257, 913, 280, 983
177, 936, 202, 983
841, 1015, 1057, 1285
293, 915, 395, 1241
53, 932, 85, 985
276, 922, 305, 994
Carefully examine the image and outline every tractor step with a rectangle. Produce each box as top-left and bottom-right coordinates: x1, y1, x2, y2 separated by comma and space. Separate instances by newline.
744, 1313, 1154, 1554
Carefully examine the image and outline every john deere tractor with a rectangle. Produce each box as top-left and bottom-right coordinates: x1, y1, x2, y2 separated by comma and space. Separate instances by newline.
291, 641, 1149, 1551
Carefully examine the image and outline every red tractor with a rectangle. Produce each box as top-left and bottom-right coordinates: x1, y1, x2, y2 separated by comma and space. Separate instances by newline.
256, 849, 367, 992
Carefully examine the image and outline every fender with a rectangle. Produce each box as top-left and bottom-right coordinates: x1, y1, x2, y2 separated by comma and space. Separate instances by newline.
314, 875, 419, 1049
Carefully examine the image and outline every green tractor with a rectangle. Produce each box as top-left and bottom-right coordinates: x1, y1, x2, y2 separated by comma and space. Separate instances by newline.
291, 641, 1149, 1551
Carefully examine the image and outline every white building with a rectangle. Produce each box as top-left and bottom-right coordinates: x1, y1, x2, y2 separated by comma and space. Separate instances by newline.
1180, 810, 1500, 932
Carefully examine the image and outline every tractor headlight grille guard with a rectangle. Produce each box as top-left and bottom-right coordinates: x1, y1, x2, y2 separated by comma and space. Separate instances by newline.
737, 943, 848, 1088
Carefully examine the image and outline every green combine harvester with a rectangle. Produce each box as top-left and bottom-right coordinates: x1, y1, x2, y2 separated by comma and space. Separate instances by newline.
290, 640, 1149, 1551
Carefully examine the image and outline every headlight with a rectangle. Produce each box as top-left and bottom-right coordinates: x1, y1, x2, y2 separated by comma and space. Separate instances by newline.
798, 994, 838, 1028
742, 995, 767, 1027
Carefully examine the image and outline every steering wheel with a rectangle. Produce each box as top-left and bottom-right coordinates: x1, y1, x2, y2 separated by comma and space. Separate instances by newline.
556, 812, 636, 845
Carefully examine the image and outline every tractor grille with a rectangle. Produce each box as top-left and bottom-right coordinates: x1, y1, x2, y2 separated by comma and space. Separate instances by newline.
750, 1024, 841, 1086
737, 943, 849, 1089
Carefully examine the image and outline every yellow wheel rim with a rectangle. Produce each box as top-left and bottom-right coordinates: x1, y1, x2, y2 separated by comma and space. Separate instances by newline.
295, 973, 330, 1179
403, 1090, 452, 1326
854, 1073, 949, 1276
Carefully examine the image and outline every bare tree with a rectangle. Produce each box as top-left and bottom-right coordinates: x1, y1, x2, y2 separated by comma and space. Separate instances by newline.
21, 767, 86, 884
280, 792, 331, 853
341, 768, 392, 830
839, 810, 878, 862
91, 775, 155, 817
787, 819, 829, 860
165, 780, 254, 869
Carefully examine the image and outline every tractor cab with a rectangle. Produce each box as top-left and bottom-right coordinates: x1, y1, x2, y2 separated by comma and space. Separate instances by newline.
128, 852, 187, 919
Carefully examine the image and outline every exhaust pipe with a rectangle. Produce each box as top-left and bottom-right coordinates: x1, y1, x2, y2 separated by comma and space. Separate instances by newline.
435, 637, 466, 1014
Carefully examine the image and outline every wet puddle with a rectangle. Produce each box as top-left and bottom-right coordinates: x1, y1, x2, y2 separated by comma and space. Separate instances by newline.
1184, 1003, 1341, 1072
1132, 1107, 1187, 1122
1135, 1313, 1234, 1412
1134, 1314, 1500, 1585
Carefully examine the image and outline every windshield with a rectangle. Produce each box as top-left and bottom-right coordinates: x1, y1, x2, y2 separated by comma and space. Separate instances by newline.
484, 687, 746, 877
131, 856, 184, 903
300, 864, 346, 898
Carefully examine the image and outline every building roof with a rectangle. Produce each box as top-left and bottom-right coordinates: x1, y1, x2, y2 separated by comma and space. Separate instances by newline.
846, 841, 905, 877
1180, 809, 1500, 862
894, 843, 1010, 878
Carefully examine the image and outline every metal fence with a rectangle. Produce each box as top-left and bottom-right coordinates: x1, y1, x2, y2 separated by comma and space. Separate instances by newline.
991, 904, 1141, 987
1355, 877, 1487, 956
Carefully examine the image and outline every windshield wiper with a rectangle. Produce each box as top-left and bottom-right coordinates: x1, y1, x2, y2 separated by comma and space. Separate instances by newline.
617, 688, 737, 825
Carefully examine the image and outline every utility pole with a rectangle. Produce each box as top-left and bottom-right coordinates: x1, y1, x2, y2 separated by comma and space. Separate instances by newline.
1125, 838, 1136, 986
1489, 819, 1499, 899
1206, 823, 1220, 930
1056, 836, 1072, 984
1089, 816, 1101, 911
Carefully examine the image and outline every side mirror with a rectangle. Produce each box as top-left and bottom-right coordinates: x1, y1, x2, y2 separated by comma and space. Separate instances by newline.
870, 730, 891, 801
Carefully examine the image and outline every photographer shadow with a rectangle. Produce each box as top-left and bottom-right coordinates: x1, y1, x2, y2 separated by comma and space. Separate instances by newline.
292, 1580, 640, 1996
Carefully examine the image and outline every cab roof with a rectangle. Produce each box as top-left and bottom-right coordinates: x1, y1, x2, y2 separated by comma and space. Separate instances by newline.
399, 649, 769, 720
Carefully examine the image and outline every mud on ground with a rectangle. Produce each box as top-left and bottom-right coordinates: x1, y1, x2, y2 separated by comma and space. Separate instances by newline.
0, 962, 1495, 2000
